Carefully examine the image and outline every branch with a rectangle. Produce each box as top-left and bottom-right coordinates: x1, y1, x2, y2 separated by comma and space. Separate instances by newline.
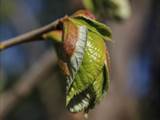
0, 50, 57, 119
0, 20, 59, 51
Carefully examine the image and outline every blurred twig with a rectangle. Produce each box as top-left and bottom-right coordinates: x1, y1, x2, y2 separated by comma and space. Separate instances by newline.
0, 20, 58, 51
0, 50, 57, 119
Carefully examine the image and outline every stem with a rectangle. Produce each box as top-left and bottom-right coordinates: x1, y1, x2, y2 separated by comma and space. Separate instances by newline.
0, 20, 59, 51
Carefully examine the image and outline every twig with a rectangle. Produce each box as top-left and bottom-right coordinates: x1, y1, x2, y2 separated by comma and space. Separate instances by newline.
0, 50, 57, 119
0, 20, 59, 51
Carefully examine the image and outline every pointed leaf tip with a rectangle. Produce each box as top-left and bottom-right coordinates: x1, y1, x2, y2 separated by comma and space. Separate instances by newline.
72, 10, 96, 20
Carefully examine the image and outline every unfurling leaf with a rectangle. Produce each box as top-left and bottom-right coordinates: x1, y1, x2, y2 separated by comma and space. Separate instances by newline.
43, 10, 112, 113
83, 0, 131, 21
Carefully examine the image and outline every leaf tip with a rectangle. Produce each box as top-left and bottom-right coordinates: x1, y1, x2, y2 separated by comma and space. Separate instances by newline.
72, 9, 96, 20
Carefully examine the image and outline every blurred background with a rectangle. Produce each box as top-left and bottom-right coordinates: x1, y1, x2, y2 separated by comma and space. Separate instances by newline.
0, 0, 160, 120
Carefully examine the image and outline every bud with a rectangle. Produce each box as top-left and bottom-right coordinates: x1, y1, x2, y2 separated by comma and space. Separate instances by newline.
43, 10, 112, 113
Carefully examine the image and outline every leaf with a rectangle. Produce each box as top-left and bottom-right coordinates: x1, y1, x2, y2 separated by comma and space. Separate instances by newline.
66, 25, 88, 91
62, 18, 80, 57
43, 10, 112, 113
72, 9, 96, 20
83, 0, 95, 11
43, 30, 62, 42
82, 0, 131, 21
105, 0, 131, 20
66, 31, 107, 112
70, 13, 112, 41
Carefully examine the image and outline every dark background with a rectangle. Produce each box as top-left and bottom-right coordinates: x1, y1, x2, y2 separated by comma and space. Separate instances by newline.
0, 0, 160, 120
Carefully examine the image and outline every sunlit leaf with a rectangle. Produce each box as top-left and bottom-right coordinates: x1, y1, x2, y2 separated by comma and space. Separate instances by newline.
43, 10, 111, 113
67, 31, 109, 112
71, 10, 112, 41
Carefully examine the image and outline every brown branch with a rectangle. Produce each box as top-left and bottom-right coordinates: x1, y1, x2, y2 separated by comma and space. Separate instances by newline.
0, 20, 59, 51
0, 50, 57, 119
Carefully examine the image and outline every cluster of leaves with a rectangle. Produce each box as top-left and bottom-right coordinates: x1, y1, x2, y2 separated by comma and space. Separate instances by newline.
43, 10, 112, 113
83, 0, 131, 21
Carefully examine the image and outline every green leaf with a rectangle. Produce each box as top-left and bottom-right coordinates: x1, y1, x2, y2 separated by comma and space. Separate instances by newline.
82, 0, 131, 21
66, 26, 88, 91
92, 63, 110, 103
70, 16, 112, 41
66, 31, 108, 112
83, 0, 95, 11
43, 10, 111, 113
43, 30, 62, 43
106, 0, 131, 20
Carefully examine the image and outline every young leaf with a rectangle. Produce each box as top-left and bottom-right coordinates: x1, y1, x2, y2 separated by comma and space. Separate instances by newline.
66, 26, 88, 91
43, 10, 111, 113
66, 31, 109, 112
70, 17, 112, 41
83, 0, 95, 11
71, 10, 112, 41
43, 30, 62, 43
